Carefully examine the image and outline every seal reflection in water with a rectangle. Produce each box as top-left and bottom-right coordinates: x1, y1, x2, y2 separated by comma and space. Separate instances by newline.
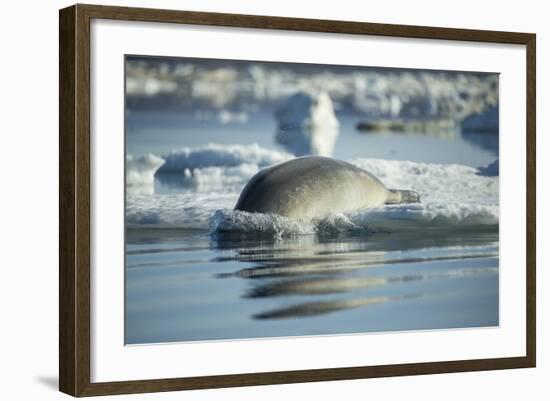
234, 156, 420, 219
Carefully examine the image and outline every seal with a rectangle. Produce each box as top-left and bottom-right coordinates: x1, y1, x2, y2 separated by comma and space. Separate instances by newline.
234, 156, 420, 219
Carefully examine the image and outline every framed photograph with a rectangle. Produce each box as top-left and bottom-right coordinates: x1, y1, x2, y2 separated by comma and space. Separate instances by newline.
59, 4, 536, 397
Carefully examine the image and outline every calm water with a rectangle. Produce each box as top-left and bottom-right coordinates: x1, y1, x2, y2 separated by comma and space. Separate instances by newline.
126, 228, 498, 343
125, 110, 499, 344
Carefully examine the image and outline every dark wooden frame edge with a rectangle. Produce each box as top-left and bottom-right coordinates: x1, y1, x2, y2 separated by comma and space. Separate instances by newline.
59, 3, 536, 397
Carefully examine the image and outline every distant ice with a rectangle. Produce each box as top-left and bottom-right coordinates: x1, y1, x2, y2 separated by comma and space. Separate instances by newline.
126, 75, 178, 97
218, 109, 249, 125
156, 143, 291, 174
275, 91, 339, 156
168, 163, 261, 191
126, 143, 292, 192
126, 59, 499, 124
126, 154, 165, 187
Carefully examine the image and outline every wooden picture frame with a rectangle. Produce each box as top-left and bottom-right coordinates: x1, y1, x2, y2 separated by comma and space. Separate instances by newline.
59, 3, 536, 397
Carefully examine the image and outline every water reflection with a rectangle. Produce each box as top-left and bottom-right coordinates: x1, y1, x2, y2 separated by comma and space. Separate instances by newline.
212, 231, 498, 320
254, 296, 396, 319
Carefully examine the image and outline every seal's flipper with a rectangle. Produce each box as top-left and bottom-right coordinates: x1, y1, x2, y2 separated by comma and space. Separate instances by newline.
386, 189, 421, 204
